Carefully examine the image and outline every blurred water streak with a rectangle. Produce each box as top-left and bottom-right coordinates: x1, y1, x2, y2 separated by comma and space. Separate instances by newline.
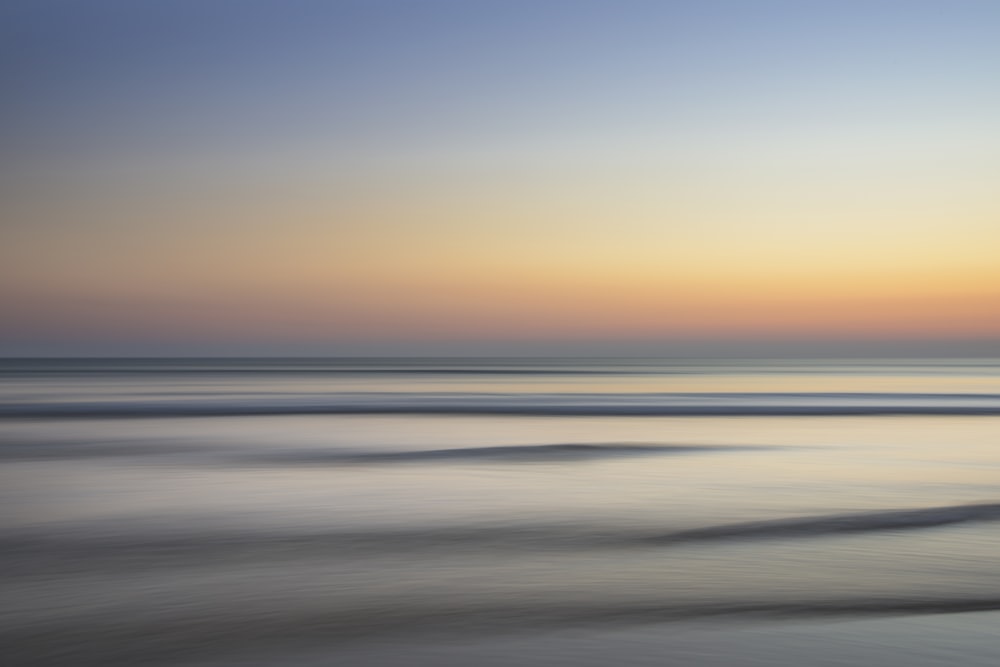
3, 357, 1000, 666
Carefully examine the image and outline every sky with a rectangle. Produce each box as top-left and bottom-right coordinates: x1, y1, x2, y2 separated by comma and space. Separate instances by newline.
2, 0, 998, 356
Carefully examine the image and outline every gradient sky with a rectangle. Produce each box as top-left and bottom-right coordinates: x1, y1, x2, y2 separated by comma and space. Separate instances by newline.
3, 0, 999, 356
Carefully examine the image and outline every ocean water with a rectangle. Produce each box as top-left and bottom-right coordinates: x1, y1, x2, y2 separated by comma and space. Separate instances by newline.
3, 357, 1000, 666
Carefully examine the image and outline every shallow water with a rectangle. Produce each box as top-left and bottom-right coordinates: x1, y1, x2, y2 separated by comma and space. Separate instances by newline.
3, 358, 1000, 666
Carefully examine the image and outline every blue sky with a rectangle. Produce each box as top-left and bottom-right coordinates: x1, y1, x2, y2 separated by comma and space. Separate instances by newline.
3, 1, 999, 356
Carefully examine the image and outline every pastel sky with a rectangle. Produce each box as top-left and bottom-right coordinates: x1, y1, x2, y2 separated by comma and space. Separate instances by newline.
3, 0, 998, 356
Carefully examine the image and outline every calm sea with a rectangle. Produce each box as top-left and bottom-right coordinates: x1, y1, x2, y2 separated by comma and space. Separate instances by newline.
3, 357, 1000, 666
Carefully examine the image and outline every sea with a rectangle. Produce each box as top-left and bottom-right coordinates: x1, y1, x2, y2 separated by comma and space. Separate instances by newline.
3, 357, 1000, 666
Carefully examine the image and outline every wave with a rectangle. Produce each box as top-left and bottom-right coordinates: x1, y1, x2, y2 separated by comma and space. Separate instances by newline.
6, 502, 999, 578
252, 442, 765, 465
0, 367, 639, 377
0, 438, 765, 463
7, 593, 1000, 666
650, 502, 1000, 545
4, 391, 1000, 419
